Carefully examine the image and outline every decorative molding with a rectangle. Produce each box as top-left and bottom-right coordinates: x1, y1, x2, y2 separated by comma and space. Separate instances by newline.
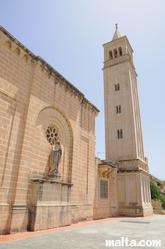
103, 54, 135, 72
98, 164, 115, 178
103, 54, 129, 69
118, 159, 148, 173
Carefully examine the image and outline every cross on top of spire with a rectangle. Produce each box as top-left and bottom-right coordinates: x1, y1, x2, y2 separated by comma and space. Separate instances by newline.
112, 23, 121, 40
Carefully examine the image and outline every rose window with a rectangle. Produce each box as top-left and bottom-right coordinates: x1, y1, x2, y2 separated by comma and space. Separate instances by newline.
46, 125, 59, 145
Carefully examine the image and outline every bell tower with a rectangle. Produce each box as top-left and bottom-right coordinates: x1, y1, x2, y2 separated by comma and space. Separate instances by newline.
103, 25, 153, 216
103, 24, 145, 163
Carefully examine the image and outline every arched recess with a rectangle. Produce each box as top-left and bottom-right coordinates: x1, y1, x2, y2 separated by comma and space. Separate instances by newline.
36, 106, 73, 183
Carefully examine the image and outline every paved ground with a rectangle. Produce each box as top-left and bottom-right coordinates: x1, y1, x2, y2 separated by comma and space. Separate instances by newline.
0, 215, 164, 249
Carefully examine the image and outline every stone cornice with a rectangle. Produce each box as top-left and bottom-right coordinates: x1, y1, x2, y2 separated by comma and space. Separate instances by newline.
103, 54, 135, 70
103, 53, 137, 76
0, 26, 36, 58
0, 25, 99, 115
117, 158, 148, 173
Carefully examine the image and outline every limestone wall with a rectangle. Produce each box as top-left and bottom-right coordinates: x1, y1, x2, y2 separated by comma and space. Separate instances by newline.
0, 26, 99, 233
151, 200, 163, 214
93, 160, 118, 219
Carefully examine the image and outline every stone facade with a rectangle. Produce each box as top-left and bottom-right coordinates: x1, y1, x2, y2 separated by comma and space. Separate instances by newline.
93, 159, 118, 219
0, 25, 153, 234
0, 26, 99, 234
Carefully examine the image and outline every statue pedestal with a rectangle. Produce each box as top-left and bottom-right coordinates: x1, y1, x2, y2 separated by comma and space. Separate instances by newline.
27, 177, 73, 231
47, 172, 61, 182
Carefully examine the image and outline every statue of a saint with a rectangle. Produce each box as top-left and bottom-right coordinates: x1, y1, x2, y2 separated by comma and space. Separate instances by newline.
48, 142, 62, 175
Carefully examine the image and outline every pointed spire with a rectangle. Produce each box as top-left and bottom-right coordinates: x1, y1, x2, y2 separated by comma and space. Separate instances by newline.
112, 23, 121, 40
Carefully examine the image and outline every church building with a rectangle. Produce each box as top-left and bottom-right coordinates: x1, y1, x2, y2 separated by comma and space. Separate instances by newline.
0, 25, 153, 234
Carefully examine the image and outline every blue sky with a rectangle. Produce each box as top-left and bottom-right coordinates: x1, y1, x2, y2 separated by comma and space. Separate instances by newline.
0, 0, 165, 180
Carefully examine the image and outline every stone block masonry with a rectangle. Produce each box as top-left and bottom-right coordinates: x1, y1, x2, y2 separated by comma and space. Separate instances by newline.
0, 26, 99, 234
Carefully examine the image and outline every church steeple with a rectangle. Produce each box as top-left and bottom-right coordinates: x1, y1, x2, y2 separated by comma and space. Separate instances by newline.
102, 27, 153, 217
112, 23, 121, 40
103, 25, 146, 164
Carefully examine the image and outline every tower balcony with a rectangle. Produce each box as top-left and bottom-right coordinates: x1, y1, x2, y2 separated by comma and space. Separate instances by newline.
103, 54, 135, 70
117, 158, 149, 173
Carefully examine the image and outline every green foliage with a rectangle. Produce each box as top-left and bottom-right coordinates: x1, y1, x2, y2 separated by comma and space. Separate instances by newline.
157, 181, 163, 188
150, 181, 161, 200
160, 195, 165, 209
150, 181, 165, 210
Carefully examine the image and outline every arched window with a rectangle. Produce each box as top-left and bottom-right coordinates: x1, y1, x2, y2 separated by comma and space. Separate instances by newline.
114, 49, 118, 58
109, 51, 113, 60
119, 47, 122, 56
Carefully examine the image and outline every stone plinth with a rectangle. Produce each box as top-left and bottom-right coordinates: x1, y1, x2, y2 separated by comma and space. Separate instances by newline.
117, 171, 153, 217
27, 178, 73, 231
10, 204, 28, 233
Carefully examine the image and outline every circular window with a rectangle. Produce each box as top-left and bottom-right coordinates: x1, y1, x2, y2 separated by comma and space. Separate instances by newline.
46, 125, 59, 145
